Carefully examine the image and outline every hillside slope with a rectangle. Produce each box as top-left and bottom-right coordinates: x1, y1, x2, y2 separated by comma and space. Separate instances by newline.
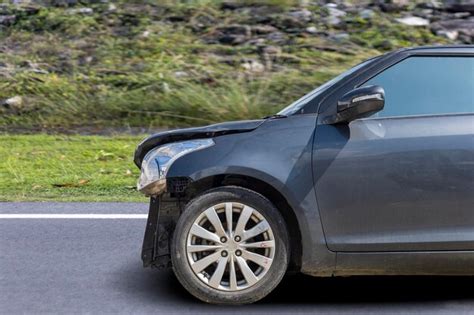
0, 0, 472, 131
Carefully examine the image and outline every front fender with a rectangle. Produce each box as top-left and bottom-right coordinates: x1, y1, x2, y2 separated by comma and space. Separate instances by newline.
166, 115, 336, 275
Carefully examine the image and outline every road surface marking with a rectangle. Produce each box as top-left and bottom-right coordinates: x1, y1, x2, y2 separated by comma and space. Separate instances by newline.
0, 214, 148, 219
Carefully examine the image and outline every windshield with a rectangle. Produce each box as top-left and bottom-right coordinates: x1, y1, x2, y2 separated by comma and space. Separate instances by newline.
278, 58, 377, 116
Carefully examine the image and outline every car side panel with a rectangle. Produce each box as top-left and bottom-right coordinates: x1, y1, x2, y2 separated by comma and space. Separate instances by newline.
167, 115, 336, 275
314, 114, 474, 252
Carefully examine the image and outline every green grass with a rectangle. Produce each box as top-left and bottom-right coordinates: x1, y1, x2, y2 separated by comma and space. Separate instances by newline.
0, 134, 146, 202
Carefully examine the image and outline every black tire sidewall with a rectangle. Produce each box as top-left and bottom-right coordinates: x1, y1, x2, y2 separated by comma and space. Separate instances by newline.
171, 186, 290, 305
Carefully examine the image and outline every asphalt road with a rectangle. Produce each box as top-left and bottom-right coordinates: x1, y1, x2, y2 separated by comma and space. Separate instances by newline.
1, 202, 474, 314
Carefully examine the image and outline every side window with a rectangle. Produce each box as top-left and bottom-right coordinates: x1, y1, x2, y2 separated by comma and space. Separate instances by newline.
364, 56, 474, 118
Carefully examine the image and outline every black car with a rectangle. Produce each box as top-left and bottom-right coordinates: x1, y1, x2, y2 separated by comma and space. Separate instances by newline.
134, 45, 474, 304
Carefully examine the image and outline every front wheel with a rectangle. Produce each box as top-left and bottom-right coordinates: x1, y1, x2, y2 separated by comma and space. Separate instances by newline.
171, 186, 290, 304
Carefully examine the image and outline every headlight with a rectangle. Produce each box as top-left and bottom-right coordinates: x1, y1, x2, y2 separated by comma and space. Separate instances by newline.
137, 139, 214, 195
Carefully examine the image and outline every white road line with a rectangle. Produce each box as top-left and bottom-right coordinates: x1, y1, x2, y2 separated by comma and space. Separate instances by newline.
0, 214, 148, 219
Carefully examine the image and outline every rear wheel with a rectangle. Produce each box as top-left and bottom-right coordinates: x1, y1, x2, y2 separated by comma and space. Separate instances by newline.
171, 186, 289, 304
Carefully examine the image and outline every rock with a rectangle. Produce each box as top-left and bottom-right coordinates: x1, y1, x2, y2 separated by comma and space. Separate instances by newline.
429, 0, 443, 9
0, 15, 16, 26
67, 8, 93, 15
453, 11, 471, 18
108, 3, 117, 12
260, 46, 281, 69
167, 15, 186, 23
396, 16, 430, 26
325, 5, 347, 18
377, 0, 410, 12
5, 96, 22, 106
261, 45, 282, 55
174, 71, 188, 78
326, 15, 342, 26
190, 13, 216, 31
433, 17, 474, 43
392, 0, 411, 5
251, 25, 278, 35
277, 16, 306, 30
265, 31, 287, 44
78, 56, 94, 66
444, 0, 474, 13
216, 25, 251, 37
417, 0, 443, 9
418, 8, 435, 18
288, 9, 312, 22
329, 32, 350, 42
458, 29, 473, 44
211, 24, 251, 45
1, 96, 24, 113
241, 60, 265, 73
324, 5, 347, 26
436, 29, 459, 40
305, 26, 318, 34
246, 38, 266, 46
50, 0, 80, 6
325, 3, 338, 9
220, 1, 247, 10
218, 34, 247, 45
436, 18, 474, 33
240, 7, 282, 25
359, 9, 375, 19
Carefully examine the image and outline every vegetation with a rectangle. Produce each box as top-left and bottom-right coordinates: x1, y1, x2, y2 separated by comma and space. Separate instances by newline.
0, 0, 450, 131
0, 134, 144, 201
0, 1, 453, 201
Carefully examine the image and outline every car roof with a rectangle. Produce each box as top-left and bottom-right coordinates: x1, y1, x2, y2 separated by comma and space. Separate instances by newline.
394, 45, 474, 55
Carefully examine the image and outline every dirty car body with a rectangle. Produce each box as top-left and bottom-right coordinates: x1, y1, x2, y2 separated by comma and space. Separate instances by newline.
135, 46, 474, 281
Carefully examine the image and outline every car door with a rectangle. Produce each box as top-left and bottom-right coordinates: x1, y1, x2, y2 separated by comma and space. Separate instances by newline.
313, 55, 474, 252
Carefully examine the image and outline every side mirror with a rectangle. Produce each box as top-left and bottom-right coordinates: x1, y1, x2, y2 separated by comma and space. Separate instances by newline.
325, 85, 385, 124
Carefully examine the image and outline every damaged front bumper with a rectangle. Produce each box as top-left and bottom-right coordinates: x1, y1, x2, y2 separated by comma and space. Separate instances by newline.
141, 194, 183, 269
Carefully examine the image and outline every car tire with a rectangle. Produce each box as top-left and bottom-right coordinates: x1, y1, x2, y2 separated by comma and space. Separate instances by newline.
171, 186, 290, 305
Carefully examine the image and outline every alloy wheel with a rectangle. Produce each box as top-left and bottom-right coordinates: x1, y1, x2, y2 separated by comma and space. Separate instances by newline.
186, 202, 275, 291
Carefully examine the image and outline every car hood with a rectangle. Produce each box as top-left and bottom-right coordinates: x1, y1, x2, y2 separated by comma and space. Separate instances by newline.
134, 119, 265, 167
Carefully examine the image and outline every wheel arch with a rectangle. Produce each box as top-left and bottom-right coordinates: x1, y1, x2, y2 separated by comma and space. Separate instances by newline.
182, 173, 303, 272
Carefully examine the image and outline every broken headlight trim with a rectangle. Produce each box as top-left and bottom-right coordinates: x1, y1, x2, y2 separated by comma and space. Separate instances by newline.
137, 139, 215, 196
